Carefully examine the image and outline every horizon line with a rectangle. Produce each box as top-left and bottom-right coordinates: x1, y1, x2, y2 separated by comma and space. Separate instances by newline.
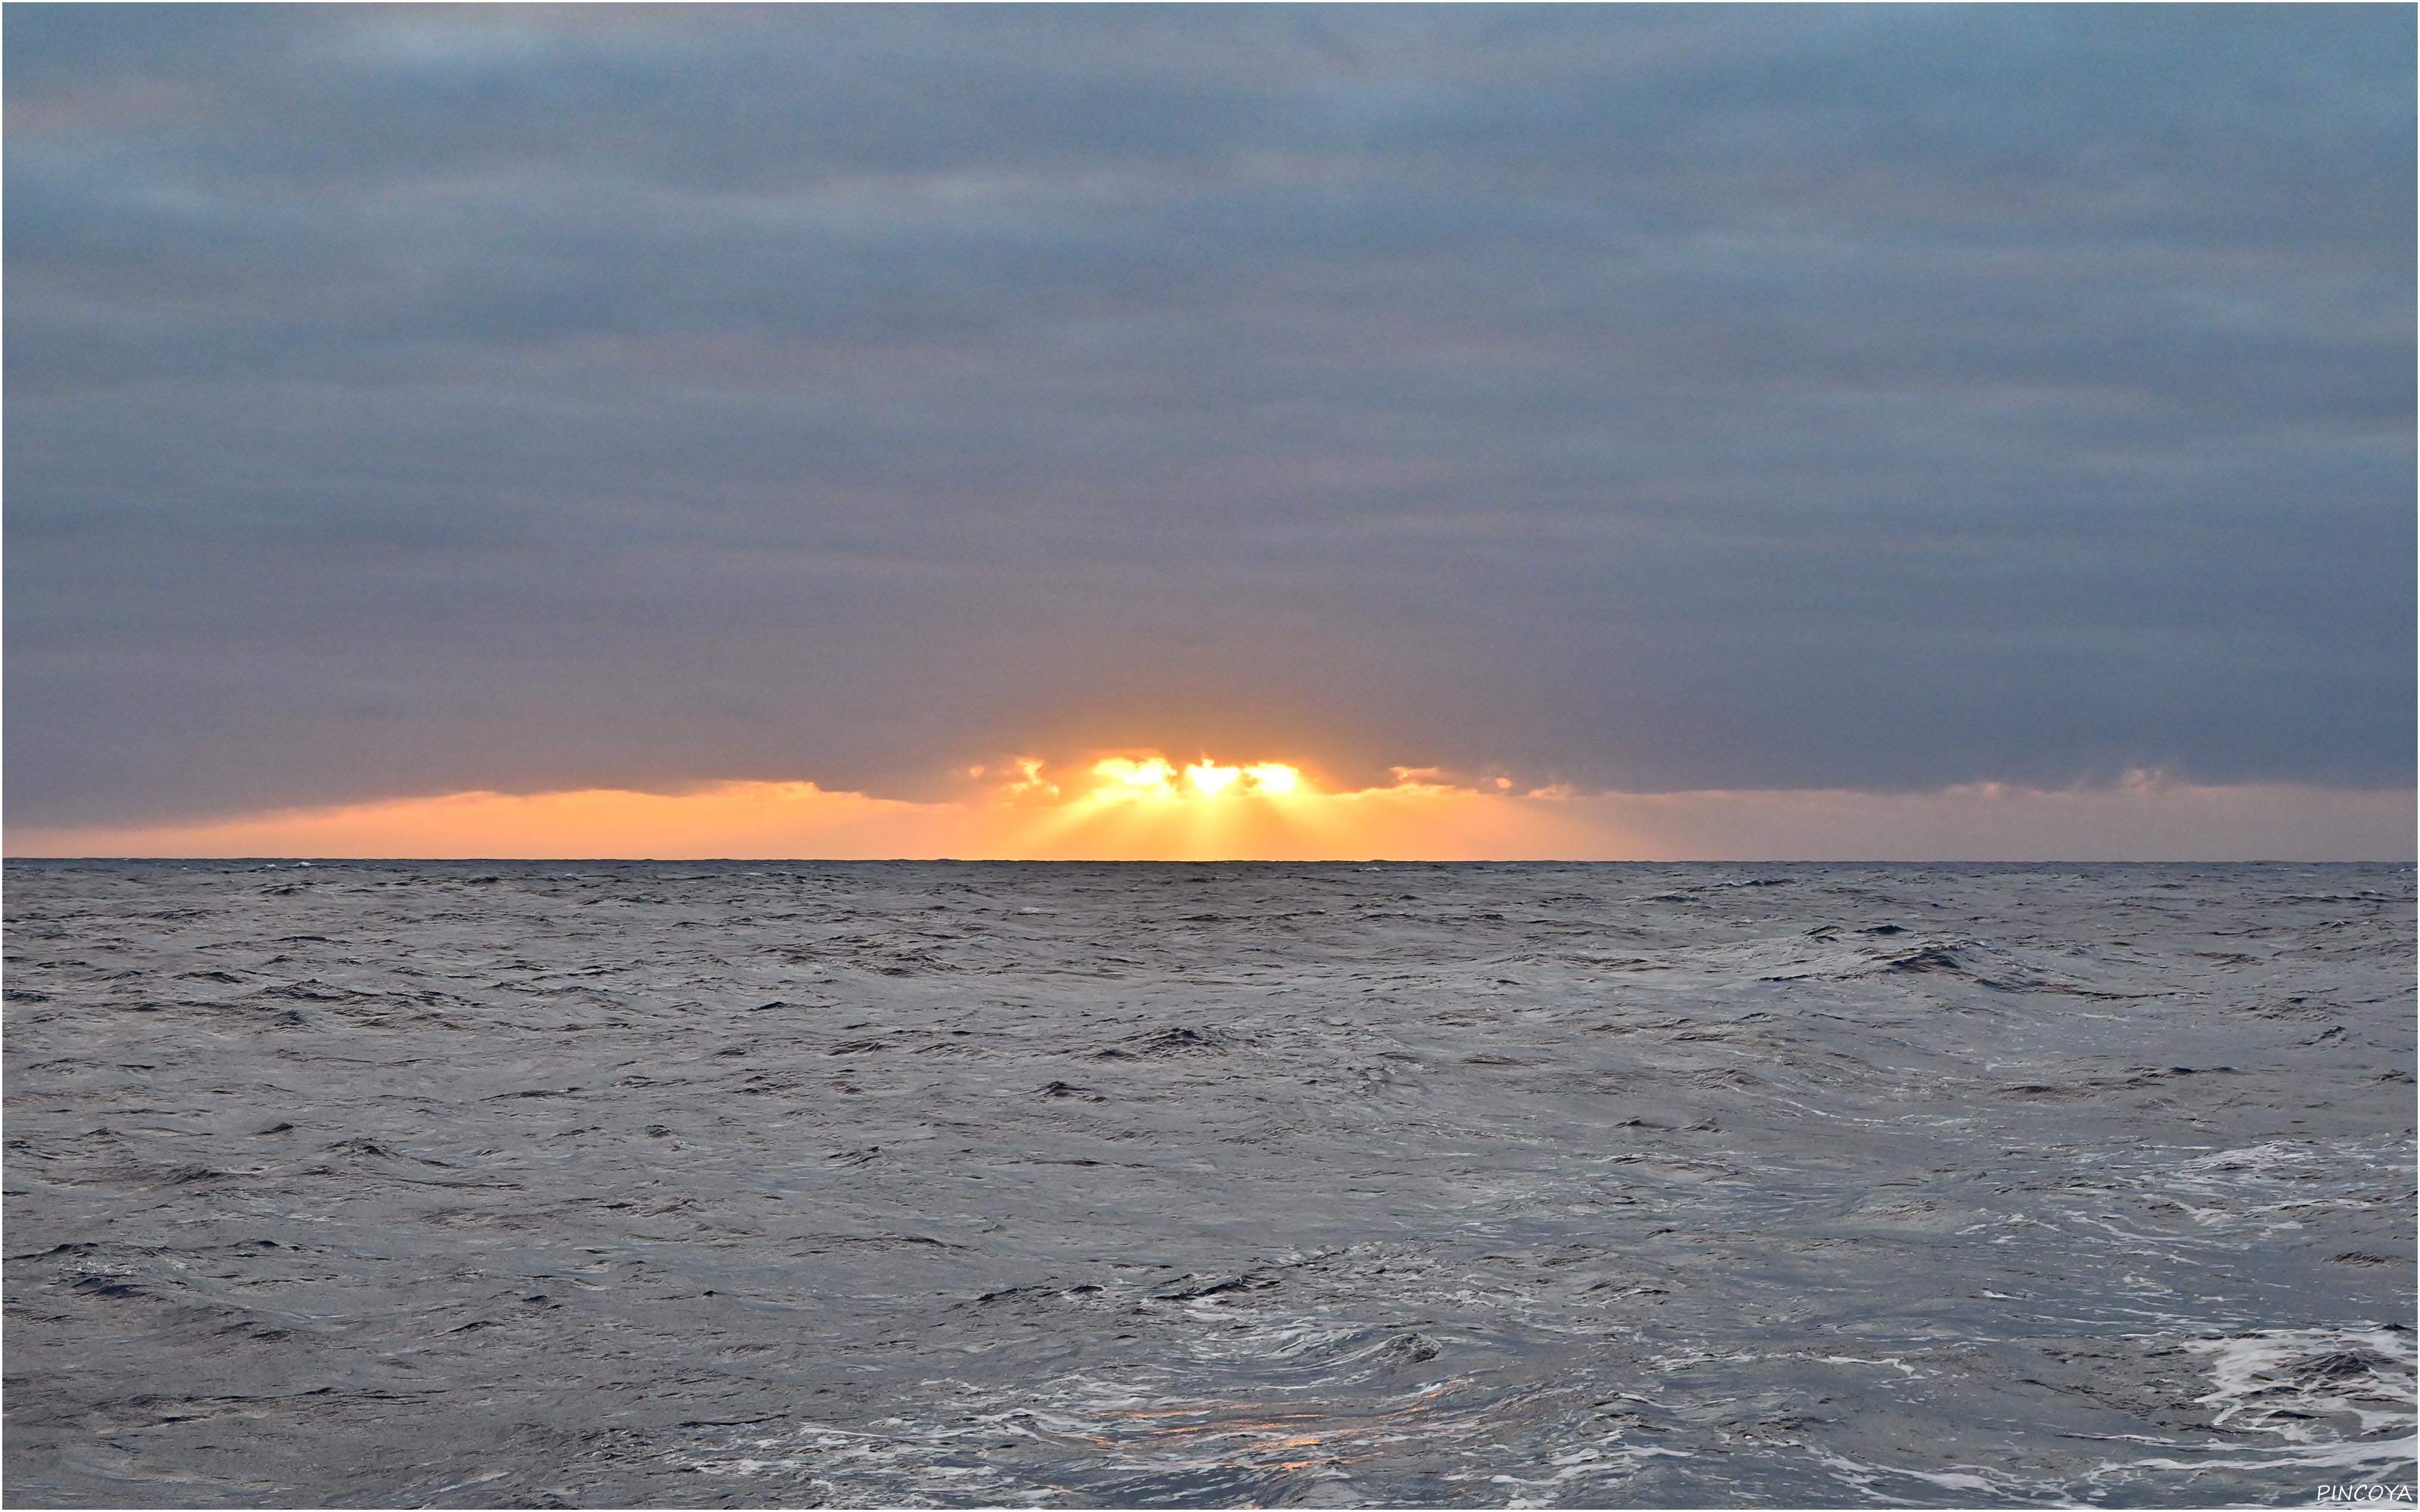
5, 854, 2407, 866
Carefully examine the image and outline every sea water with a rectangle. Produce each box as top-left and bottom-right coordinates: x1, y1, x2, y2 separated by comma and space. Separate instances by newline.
5, 861, 2412, 1506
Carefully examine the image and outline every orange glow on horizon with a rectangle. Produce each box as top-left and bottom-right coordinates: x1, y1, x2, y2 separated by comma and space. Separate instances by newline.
1084, 756, 1300, 804
4, 752, 1581, 861
1028, 754, 1339, 855
5, 754, 2408, 862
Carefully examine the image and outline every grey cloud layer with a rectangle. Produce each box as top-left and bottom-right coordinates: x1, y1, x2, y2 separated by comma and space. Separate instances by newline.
8, 4, 2412, 827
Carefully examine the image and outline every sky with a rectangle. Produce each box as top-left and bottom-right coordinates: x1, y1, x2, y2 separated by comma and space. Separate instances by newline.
6, 4, 2413, 860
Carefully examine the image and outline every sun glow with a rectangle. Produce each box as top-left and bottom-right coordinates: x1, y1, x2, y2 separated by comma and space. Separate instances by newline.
1085, 756, 1302, 804
1092, 756, 1179, 796
1244, 762, 1299, 795
1011, 751, 1331, 857
1184, 761, 1241, 798
9, 751, 2404, 862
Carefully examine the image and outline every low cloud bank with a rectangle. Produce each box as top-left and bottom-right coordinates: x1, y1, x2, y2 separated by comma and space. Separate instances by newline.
9, 764, 2408, 862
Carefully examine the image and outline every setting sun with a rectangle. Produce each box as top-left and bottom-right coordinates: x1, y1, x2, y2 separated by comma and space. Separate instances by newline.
1244, 762, 1300, 795
1184, 761, 1241, 797
1084, 755, 1303, 804
1091, 756, 1179, 796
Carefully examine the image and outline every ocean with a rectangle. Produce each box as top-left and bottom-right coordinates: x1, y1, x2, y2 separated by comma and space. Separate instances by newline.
4, 860, 2412, 1507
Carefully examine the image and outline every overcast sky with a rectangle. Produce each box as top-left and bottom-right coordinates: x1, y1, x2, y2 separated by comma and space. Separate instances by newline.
8, 4, 2412, 832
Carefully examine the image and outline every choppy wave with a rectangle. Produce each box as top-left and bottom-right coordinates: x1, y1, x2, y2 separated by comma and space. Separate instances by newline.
5, 860, 2412, 1505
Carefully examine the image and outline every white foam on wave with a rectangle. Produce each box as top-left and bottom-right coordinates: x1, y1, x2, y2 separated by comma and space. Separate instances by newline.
1797, 1327, 2418, 1502
1813, 1448, 2035, 1501
2188, 1326, 2417, 1447
1489, 1442, 1696, 1508
2063, 1325, 2420, 1494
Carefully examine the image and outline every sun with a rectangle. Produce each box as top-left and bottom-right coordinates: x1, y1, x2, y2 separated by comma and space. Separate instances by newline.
995, 751, 1328, 860
1243, 762, 1298, 795
1081, 755, 1306, 804
1185, 761, 1242, 798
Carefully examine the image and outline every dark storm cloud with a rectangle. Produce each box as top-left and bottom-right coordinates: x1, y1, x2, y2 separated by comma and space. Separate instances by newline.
8, 4, 2412, 826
